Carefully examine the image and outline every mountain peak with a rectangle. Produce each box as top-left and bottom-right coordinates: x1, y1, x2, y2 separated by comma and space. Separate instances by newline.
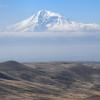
33, 10, 64, 31
6, 10, 100, 32
37, 9, 62, 18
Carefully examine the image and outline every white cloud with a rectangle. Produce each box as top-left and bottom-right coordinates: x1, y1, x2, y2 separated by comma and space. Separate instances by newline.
0, 31, 100, 37
48, 21, 100, 32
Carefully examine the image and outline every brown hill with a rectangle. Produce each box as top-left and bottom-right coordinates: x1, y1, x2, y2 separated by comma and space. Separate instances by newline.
0, 61, 99, 100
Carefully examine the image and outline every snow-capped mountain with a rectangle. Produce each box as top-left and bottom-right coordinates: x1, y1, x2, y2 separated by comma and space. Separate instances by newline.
6, 10, 100, 32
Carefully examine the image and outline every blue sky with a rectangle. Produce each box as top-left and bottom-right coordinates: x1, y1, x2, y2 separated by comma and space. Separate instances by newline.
0, 0, 100, 62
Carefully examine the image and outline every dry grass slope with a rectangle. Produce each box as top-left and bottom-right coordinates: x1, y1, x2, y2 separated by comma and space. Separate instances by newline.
0, 61, 100, 100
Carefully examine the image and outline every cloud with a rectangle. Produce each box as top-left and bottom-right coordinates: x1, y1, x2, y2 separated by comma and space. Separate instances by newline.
47, 22, 100, 32
3, 21, 100, 37
0, 31, 100, 38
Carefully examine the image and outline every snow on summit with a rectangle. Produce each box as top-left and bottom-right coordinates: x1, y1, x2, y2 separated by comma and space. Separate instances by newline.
5, 10, 100, 32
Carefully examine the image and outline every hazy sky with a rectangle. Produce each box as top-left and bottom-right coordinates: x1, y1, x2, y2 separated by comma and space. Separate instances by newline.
0, 0, 100, 62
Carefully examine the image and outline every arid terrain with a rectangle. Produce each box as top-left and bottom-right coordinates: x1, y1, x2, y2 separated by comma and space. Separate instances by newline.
0, 61, 100, 100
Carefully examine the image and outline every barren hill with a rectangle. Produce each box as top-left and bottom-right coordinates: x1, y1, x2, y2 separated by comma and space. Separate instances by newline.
0, 61, 100, 100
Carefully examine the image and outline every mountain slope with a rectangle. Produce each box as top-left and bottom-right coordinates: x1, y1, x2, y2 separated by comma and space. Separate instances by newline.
0, 61, 100, 100
6, 10, 100, 32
